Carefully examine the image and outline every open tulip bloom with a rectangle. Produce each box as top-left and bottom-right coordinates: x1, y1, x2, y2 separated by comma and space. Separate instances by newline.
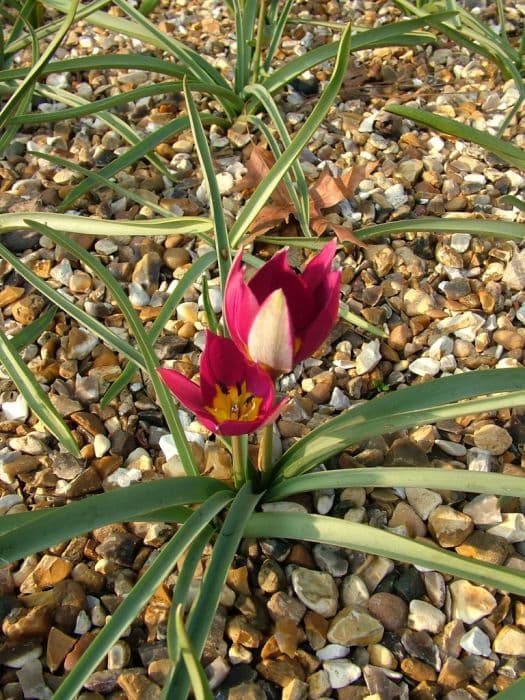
158, 332, 287, 436
224, 240, 341, 376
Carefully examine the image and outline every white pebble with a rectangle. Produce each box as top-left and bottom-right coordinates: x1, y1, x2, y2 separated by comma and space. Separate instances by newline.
323, 659, 362, 688
409, 357, 440, 377
356, 339, 381, 375
93, 434, 111, 458
105, 467, 142, 488
2, 394, 29, 422
317, 644, 350, 660
460, 627, 491, 657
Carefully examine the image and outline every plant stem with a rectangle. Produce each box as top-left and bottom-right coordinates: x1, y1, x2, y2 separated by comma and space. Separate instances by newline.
258, 422, 274, 488
231, 435, 245, 489
251, 0, 267, 84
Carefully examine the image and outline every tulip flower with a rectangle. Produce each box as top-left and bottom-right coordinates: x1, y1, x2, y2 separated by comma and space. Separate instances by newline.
224, 240, 340, 375
158, 332, 287, 436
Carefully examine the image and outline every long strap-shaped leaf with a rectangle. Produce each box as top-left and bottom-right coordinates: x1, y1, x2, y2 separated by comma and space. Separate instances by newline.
10, 304, 57, 352
175, 606, 214, 700
229, 23, 352, 247
267, 467, 525, 502
112, 0, 231, 91
0, 0, 79, 129
26, 220, 199, 477
163, 482, 262, 700
245, 84, 310, 232
261, 13, 456, 96
0, 327, 80, 456
101, 250, 216, 407
355, 217, 525, 243
385, 105, 525, 171
183, 80, 231, 291
245, 512, 525, 595
0, 242, 145, 369
52, 490, 232, 700
5, 0, 112, 55
60, 113, 229, 210
0, 477, 230, 561
0, 212, 212, 237
275, 368, 525, 478
10, 79, 242, 125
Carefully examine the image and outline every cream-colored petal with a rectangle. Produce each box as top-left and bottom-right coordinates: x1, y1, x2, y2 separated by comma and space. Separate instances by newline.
247, 289, 294, 373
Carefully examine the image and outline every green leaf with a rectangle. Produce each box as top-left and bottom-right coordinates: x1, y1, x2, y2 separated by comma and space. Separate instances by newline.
355, 216, 525, 243
0, 327, 80, 456
52, 491, 233, 700
275, 368, 525, 479
175, 606, 214, 700
59, 113, 229, 210
245, 85, 310, 232
0, 242, 145, 369
267, 467, 525, 502
25, 220, 200, 478
229, 23, 353, 247
492, 677, 525, 699
263, 0, 294, 71
0, 0, 80, 130
339, 303, 387, 338
10, 303, 57, 352
245, 512, 525, 595
0, 211, 212, 237
165, 483, 262, 699
0, 477, 231, 562
167, 529, 211, 662
183, 80, 231, 290
500, 195, 525, 212
262, 14, 455, 96
385, 105, 525, 171
10, 79, 242, 125
101, 251, 216, 407
200, 276, 220, 334
30, 151, 177, 219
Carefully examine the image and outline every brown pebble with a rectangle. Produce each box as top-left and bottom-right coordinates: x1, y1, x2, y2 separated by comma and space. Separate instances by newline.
493, 329, 525, 350
400, 658, 437, 682
11, 295, 45, 325
117, 671, 160, 700
2, 605, 52, 640
389, 323, 412, 351
257, 656, 305, 687
0, 286, 25, 308
437, 656, 469, 690
163, 247, 191, 270
368, 592, 408, 632
46, 627, 75, 672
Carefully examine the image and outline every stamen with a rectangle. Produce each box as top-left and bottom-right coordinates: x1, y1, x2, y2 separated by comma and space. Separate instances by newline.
205, 381, 263, 423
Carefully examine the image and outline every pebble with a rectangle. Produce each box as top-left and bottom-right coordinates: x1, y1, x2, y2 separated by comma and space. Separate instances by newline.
355, 339, 381, 375
312, 544, 348, 577
473, 424, 513, 455
460, 627, 491, 657
367, 592, 408, 632
409, 357, 440, 377
408, 600, 446, 634
291, 567, 338, 617
502, 250, 525, 290
2, 394, 29, 422
323, 659, 362, 688
405, 487, 442, 520
463, 493, 502, 525
16, 659, 51, 700
428, 505, 473, 547
449, 580, 497, 624
66, 327, 99, 360
93, 434, 111, 458
493, 625, 525, 655
487, 513, 525, 542
327, 607, 384, 646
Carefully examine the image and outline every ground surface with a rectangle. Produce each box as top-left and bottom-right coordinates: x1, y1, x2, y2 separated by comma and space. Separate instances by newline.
1, 0, 525, 698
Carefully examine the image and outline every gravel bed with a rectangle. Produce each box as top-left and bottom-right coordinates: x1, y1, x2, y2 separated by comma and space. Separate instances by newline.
1, 1, 525, 698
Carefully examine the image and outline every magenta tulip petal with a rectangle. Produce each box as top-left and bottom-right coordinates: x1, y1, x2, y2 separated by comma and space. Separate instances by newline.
247, 289, 294, 373
301, 239, 338, 290
199, 332, 246, 398
157, 368, 203, 414
295, 273, 341, 361
159, 331, 283, 437
224, 251, 260, 349
223, 243, 340, 376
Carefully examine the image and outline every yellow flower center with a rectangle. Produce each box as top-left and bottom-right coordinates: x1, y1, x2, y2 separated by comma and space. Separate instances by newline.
205, 381, 263, 423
